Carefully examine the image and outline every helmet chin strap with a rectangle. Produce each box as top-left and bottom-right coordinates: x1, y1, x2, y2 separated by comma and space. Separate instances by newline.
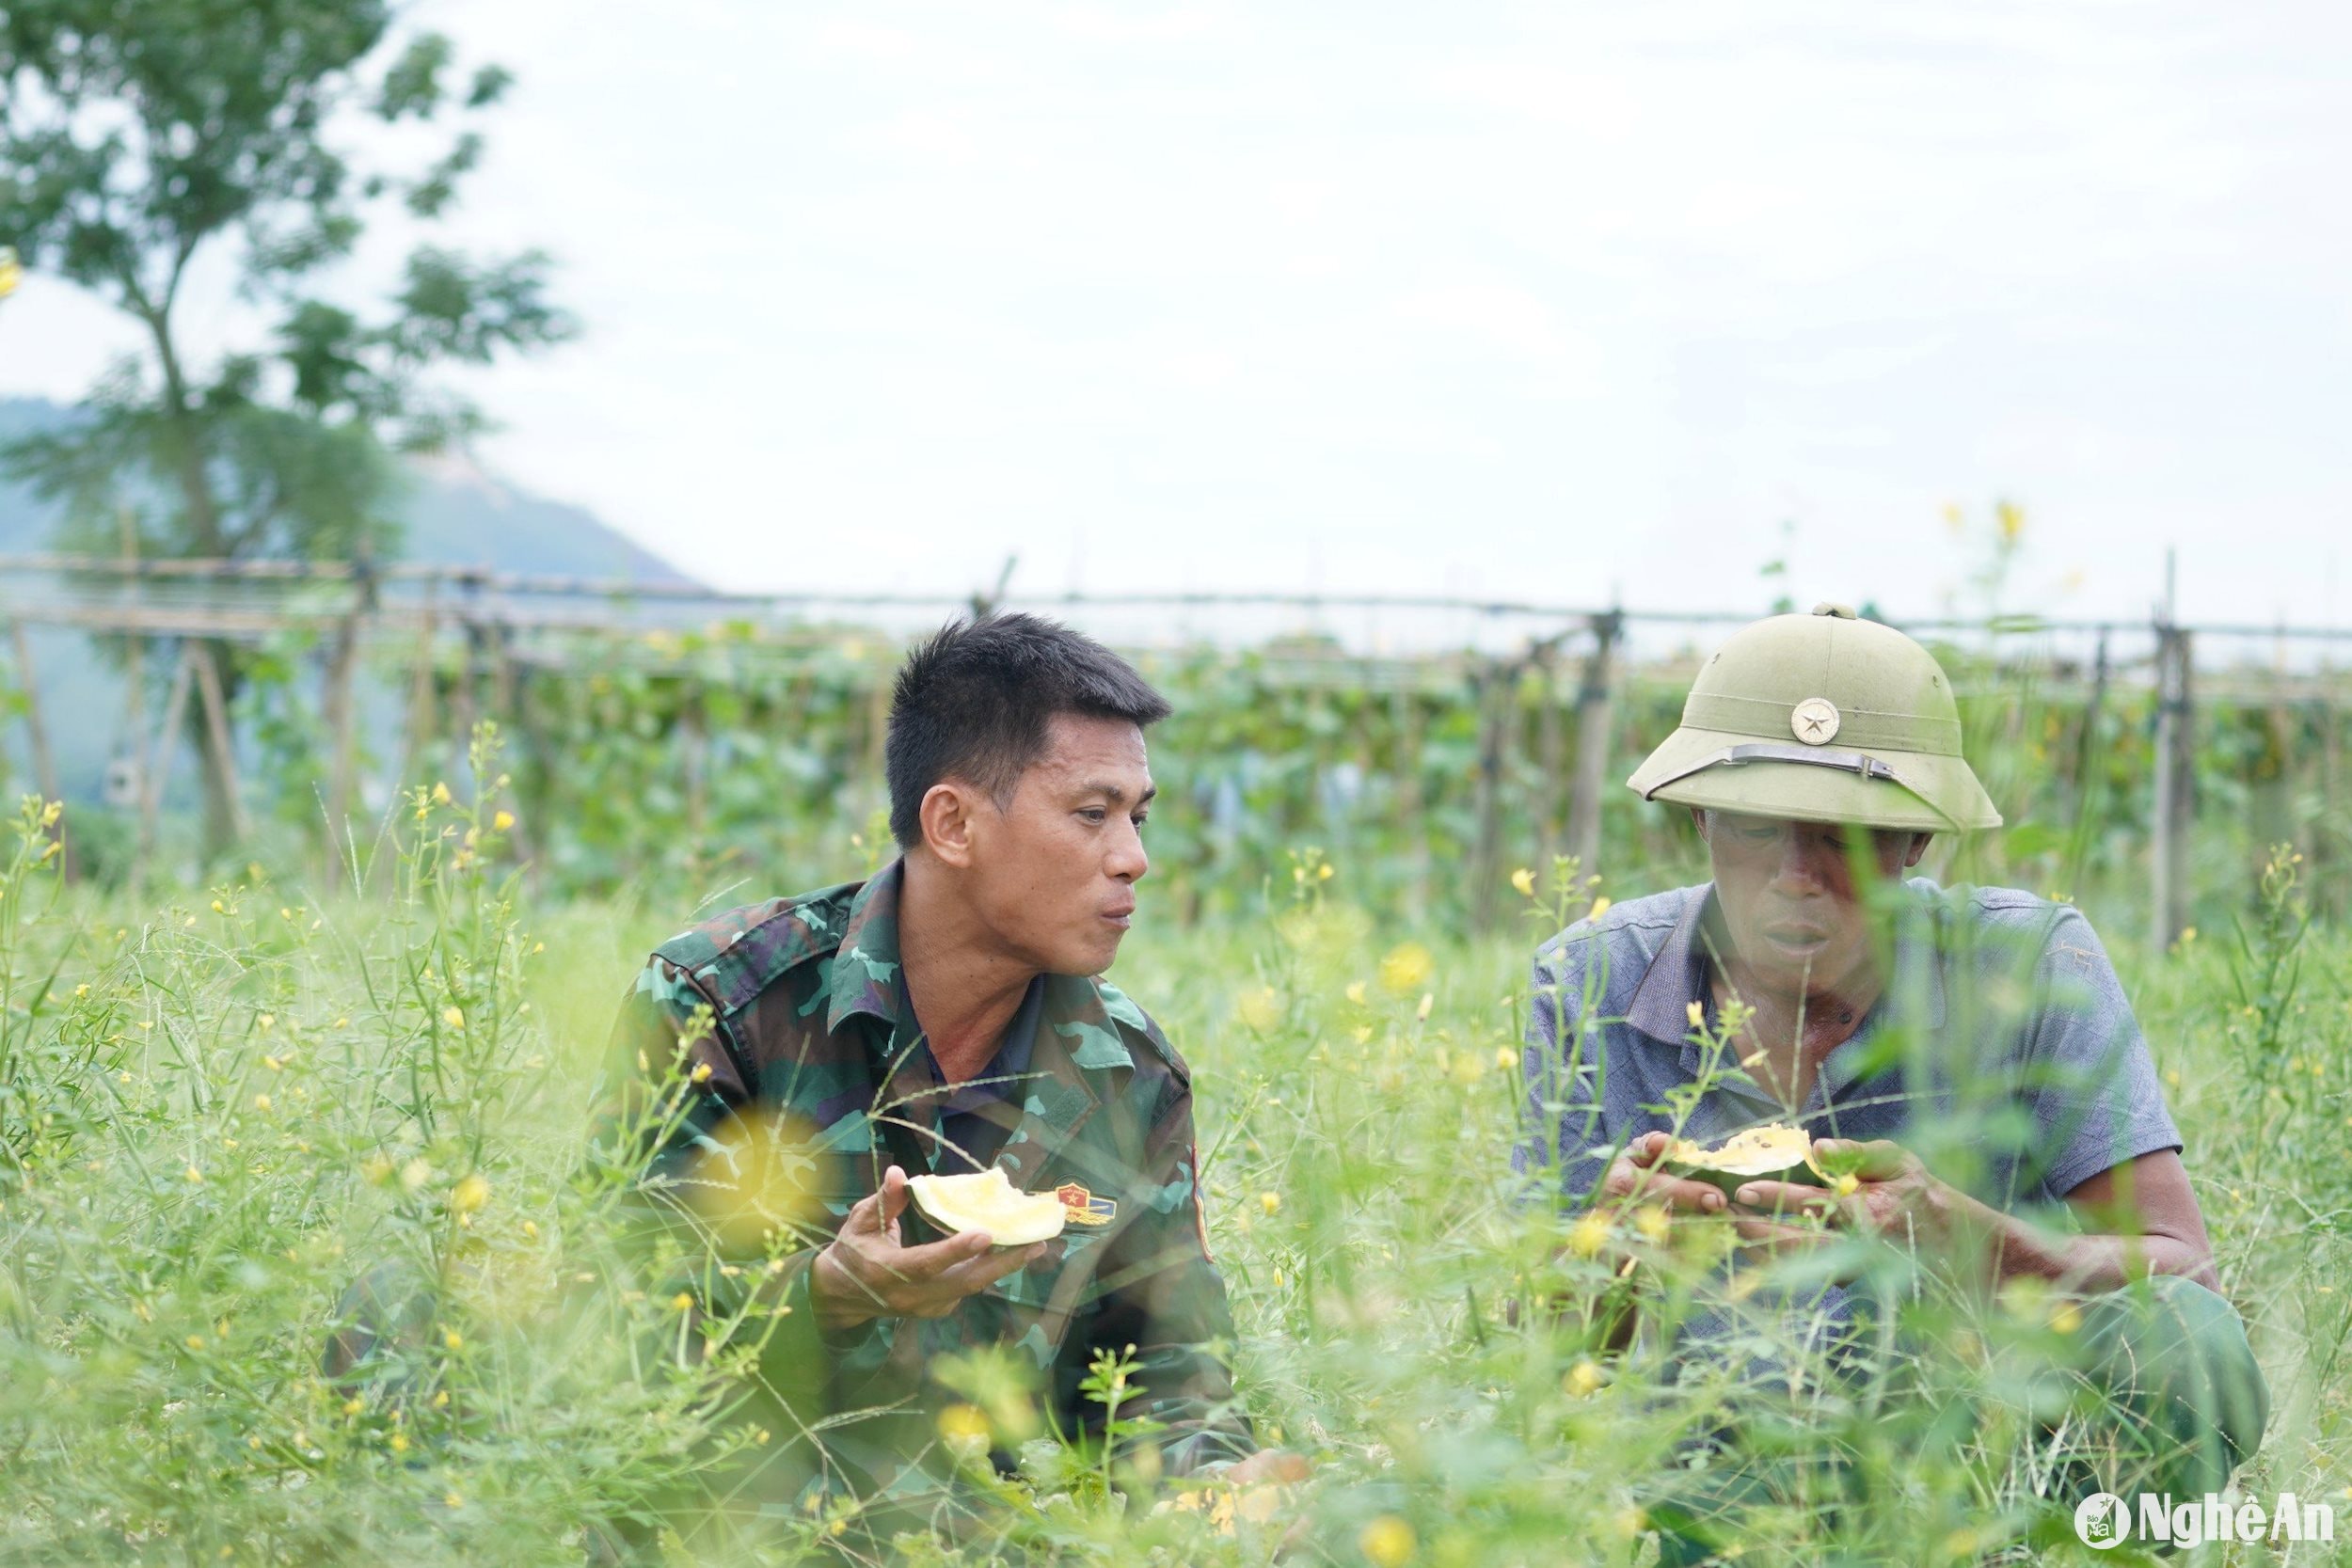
1641, 742, 1954, 826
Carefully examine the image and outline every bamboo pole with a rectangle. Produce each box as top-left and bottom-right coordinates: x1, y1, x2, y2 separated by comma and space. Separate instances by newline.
398, 582, 441, 792
1470, 657, 1516, 933
138, 645, 198, 884
1565, 610, 1621, 886
189, 640, 249, 848
8, 620, 68, 877
2151, 555, 2193, 951
321, 559, 372, 889
1536, 647, 1567, 850
115, 506, 148, 818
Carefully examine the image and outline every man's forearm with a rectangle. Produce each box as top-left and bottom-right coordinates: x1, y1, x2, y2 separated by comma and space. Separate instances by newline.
1945, 1189, 2219, 1293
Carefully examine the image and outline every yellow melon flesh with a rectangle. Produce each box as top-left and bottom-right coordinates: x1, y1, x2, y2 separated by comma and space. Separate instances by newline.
906, 1168, 1066, 1245
1661, 1123, 1825, 1196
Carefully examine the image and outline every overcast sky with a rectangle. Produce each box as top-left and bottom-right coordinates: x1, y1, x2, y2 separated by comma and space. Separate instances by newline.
5, 2, 2350, 641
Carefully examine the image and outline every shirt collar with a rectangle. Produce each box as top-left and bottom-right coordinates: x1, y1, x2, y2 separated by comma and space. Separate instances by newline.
825, 861, 1137, 1080
1625, 879, 1947, 1107
827, 857, 909, 1034
1625, 884, 1714, 1047
934, 974, 1046, 1105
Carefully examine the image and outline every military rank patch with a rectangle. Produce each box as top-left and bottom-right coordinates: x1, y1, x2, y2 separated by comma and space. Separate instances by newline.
1056, 1182, 1117, 1226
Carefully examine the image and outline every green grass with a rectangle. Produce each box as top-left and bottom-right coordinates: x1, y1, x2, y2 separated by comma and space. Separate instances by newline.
1, 785, 2346, 1566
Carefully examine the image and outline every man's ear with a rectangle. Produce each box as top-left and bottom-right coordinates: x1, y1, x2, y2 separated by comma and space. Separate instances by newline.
1688, 806, 1709, 840
919, 780, 984, 869
1905, 832, 1934, 869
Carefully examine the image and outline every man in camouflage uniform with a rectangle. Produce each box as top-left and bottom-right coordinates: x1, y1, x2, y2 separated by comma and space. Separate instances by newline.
607, 613, 1291, 1542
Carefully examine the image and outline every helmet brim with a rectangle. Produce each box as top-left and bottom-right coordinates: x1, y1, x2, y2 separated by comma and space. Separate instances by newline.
1626, 725, 2002, 833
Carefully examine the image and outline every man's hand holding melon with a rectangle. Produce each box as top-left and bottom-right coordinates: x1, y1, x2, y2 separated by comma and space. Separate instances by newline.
811, 1164, 1049, 1332
1726, 1136, 1974, 1274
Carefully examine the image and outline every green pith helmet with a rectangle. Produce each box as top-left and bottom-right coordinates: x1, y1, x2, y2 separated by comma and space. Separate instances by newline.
1626, 603, 2002, 832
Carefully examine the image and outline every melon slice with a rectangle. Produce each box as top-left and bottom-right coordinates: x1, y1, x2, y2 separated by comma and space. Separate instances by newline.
1661, 1123, 1826, 1197
906, 1168, 1067, 1245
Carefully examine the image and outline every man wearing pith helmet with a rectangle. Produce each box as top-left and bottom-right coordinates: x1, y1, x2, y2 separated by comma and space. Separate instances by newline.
1513, 603, 2266, 1544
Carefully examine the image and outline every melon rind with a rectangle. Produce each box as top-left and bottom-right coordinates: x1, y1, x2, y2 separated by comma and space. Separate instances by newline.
906, 1168, 1067, 1246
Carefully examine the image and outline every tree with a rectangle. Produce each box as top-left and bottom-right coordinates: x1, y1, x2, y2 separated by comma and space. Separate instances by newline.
0, 0, 575, 858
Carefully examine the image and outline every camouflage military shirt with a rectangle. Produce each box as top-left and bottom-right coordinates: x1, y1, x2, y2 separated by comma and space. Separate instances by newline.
607, 858, 1254, 1514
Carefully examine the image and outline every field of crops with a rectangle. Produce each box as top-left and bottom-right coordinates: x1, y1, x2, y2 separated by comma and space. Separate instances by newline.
3, 720, 2348, 1566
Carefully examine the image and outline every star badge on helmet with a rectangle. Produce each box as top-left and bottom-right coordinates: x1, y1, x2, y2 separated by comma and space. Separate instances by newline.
1790, 697, 1840, 745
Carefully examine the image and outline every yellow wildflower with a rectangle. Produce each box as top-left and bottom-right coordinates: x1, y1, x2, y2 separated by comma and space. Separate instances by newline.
442, 1329, 463, 1351
431, 782, 453, 805
492, 810, 515, 832
441, 1006, 465, 1031
1633, 1205, 1671, 1243
1359, 1514, 1417, 1568
936, 1402, 990, 1443
1565, 1358, 1605, 1397
1259, 1191, 1281, 1216
451, 1174, 490, 1214
1510, 866, 1535, 897
1567, 1212, 1612, 1259
671, 1292, 695, 1311
1589, 895, 1612, 920
253, 1094, 272, 1113
1377, 942, 1434, 995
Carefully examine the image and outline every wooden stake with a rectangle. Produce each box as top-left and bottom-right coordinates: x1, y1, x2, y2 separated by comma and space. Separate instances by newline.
1565, 610, 1622, 887
139, 644, 198, 882
189, 640, 249, 847
2151, 565, 2193, 952
321, 567, 369, 889
1536, 646, 1567, 849
1470, 657, 1516, 932
8, 620, 67, 877
399, 582, 441, 792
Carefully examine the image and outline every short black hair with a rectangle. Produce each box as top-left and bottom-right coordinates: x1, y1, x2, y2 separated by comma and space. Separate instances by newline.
886, 612, 1170, 849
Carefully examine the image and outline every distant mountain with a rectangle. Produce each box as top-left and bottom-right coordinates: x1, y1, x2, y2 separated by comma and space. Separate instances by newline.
0, 396, 701, 806
0, 396, 699, 584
